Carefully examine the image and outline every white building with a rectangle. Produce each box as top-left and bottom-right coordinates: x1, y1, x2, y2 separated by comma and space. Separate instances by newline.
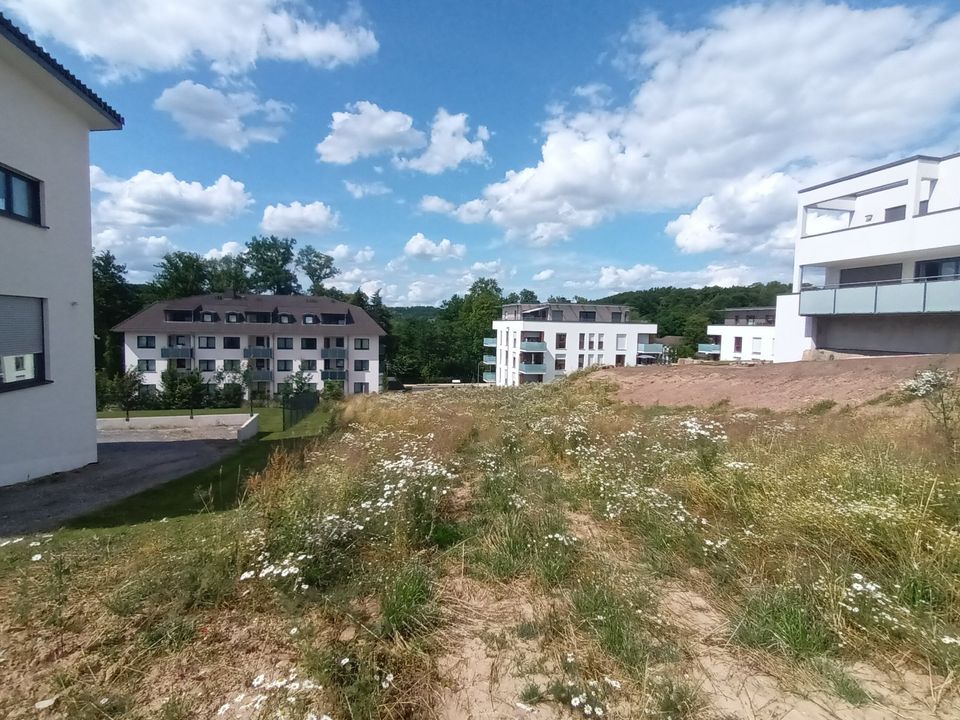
775, 153, 960, 362
704, 306, 777, 362
114, 293, 385, 397
488, 303, 659, 386
0, 15, 123, 486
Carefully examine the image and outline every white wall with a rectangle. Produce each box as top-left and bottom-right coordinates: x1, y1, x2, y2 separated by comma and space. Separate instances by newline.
773, 294, 817, 362
491, 320, 658, 386
706, 324, 776, 362
0, 57, 100, 486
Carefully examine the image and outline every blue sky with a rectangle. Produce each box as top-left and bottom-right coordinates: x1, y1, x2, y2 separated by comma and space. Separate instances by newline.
5, 1, 960, 304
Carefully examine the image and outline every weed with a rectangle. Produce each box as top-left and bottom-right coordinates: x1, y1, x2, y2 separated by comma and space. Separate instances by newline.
654, 678, 705, 720
140, 614, 197, 652
812, 658, 870, 705
520, 681, 545, 703
734, 587, 834, 659
381, 560, 437, 638
158, 694, 195, 719
804, 399, 837, 415
572, 581, 652, 674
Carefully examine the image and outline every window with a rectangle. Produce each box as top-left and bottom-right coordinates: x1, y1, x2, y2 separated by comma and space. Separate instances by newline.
916, 257, 960, 281
355, 359, 369, 371
615, 354, 625, 367
201, 312, 214, 322
223, 336, 241, 349
752, 337, 763, 355
301, 359, 317, 371
733, 336, 743, 353
169, 334, 188, 347
919, 200, 930, 216
198, 359, 215, 372
611, 311, 621, 322
578, 354, 585, 369
301, 337, 317, 350
174, 358, 188, 369
884, 205, 906, 222
354, 382, 369, 394
0, 295, 45, 391
226, 312, 241, 323
303, 314, 316, 324
597, 334, 604, 350
746, 315, 756, 326
137, 359, 156, 372
555, 333, 566, 349
355, 337, 370, 350
616, 334, 626, 351
579, 333, 585, 350
137, 335, 156, 349
555, 356, 566, 371
588, 334, 595, 350
223, 359, 241, 371
0, 166, 41, 224
335, 336, 345, 348
198, 336, 216, 349
279, 314, 293, 324
551, 310, 563, 321
579, 310, 596, 321
277, 337, 293, 350
277, 360, 293, 371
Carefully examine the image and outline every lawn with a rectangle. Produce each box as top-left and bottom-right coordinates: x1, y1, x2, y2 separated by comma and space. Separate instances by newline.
96, 406, 251, 419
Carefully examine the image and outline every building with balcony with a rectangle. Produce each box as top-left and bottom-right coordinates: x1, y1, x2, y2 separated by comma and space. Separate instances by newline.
774, 153, 960, 361
488, 303, 658, 386
0, 15, 123, 486
705, 307, 776, 362
114, 293, 385, 398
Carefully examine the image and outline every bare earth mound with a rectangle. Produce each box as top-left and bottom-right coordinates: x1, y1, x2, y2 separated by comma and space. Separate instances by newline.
597, 355, 960, 411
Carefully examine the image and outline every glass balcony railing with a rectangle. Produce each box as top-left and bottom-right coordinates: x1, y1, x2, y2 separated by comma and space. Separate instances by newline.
243, 347, 273, 359
519, 341, 547, 351
321, 370, 347, 381
483, 355, 497, 365
320, 347, 348, 359
518, 363, 546, 374
250, 369, 273, 382
483, 337, 497, 347
698, 343, 721, 354
483, 371, 496, 383
160, 346, 193, 359
638, 343, 664, 354
799, 275, 960, 315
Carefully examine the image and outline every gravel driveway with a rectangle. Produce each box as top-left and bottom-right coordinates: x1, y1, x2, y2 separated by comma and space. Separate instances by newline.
0, 426, 237, 536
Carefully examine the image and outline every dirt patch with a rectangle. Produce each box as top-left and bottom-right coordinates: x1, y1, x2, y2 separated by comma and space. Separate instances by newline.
597, 355, 960, 412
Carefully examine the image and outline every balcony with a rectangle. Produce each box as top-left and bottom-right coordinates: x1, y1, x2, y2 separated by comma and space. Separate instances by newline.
483, 337, 497, 347
320, 347, 348, 359
799, 275, 960, 315
160, 346, 193, 359
249, 370, 273, 383
698, 343, 721, 354
483, 371, 496, 383
483, 355, 497, 365
321, 370, 347, 381
638, 343, 665, 354
518, 363, 546, 374
519, 341, 547, 351
243, 347, 273, 359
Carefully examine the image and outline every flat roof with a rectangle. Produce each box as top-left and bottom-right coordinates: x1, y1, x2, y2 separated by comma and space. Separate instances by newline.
800, 152, 960, 194
0, 12, 123, 129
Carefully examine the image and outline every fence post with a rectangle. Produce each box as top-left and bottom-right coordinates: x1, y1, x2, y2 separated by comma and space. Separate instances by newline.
282, 394, 287, 431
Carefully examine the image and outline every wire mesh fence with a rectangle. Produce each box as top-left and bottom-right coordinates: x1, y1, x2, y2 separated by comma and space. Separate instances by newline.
281, 391, 320, 431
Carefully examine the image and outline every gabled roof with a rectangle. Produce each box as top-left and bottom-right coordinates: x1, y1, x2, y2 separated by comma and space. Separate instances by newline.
0, 12, 123, 129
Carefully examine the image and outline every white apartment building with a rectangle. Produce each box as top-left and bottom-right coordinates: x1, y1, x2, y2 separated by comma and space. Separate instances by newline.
704, 306, 777, 362
0, 15, 123, 486
775, 153, 960, 361
114, 294, 385, 397
487, 303, 659, 386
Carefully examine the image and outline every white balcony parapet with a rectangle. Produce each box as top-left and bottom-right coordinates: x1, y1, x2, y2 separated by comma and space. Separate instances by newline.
799, 275, 960, 315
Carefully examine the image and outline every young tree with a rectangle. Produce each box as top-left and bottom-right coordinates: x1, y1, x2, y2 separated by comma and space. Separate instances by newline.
547, 295, 571, 303
207, 254, 251, 294
111, 367, 144, 421
246, 235, 300, 294
296, 245, 340, 295
346, 287, 369, 309
281, 368, 313, 397
147, 251, 210, 300
92, 250, 138, 373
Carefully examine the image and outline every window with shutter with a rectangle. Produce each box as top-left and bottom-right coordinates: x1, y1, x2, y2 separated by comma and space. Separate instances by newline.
0, 295, 46, 391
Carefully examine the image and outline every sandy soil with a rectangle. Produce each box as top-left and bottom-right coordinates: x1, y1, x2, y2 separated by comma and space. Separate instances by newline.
596, 355, 960, 412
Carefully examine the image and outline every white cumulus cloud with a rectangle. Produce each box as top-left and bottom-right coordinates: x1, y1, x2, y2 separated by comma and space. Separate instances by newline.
261, 200, 339, 235
204, 241, 245, 260
395, 109, 490, 174
403, 232, 466, 260
533, 269, 555, 281
316, 101, 425, 164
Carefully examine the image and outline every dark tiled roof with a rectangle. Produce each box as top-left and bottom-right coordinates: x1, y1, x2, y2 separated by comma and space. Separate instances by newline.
112, 293, 386, 336
0, 12, 123, 128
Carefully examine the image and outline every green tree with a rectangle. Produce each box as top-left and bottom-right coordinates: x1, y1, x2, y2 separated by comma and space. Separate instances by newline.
346, 287, 369, 309
207, 254, 250, 294
147, 251, 210, 301
547, 295, 570, 303
111, 366, 144, 420
246, 235, 300, 294
92, 251, 138, 374
281, 368, 313, 397
296, 245, 340, 295
518, 288, 539, 303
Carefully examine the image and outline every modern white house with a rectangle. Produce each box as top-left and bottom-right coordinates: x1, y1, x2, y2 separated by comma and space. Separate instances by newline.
775, 153, 960, 361
704, 306, 777, 363
114, 293, 385, 397
487, 303, 659, 386
0, 14, 123, 486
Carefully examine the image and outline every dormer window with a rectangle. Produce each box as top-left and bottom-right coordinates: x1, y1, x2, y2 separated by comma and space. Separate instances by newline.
226, 312, 241, 323
304, 314, 316, 324
201, 312, 214, 322
279, 313, 293, 324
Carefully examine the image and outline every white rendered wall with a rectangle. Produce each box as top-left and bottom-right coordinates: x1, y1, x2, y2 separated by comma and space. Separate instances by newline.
705, 324, 776, 362
0, 59, 99, 486
491, 320, 658, 387
773, 294, 817, 363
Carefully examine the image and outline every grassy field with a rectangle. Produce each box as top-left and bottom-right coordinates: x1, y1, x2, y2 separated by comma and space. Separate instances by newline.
2, 377, 958, 719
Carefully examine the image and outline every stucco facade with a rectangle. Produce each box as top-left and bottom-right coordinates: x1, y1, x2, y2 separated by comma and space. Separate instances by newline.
705, 307, 777, 363
0, 16, 122, 486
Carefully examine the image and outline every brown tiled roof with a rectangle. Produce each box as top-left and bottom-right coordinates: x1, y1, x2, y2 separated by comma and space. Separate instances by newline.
112, 293, 386, 336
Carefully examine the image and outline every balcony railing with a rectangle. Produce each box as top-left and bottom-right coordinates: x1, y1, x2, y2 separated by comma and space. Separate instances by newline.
638, 343, 665, 354
483, 355, 497, 365
698, 343, 721, 354
799, 275, 960, 315
518, 363, 546, 374
320, 347, 348, 359
160, 346, 193, 359
321, 370, 347, 381
519, 341, 547, 351
483, 337, 497, 347
243, 347, 273, 359
249, 370, 273, 383
482, 371, 496, 383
